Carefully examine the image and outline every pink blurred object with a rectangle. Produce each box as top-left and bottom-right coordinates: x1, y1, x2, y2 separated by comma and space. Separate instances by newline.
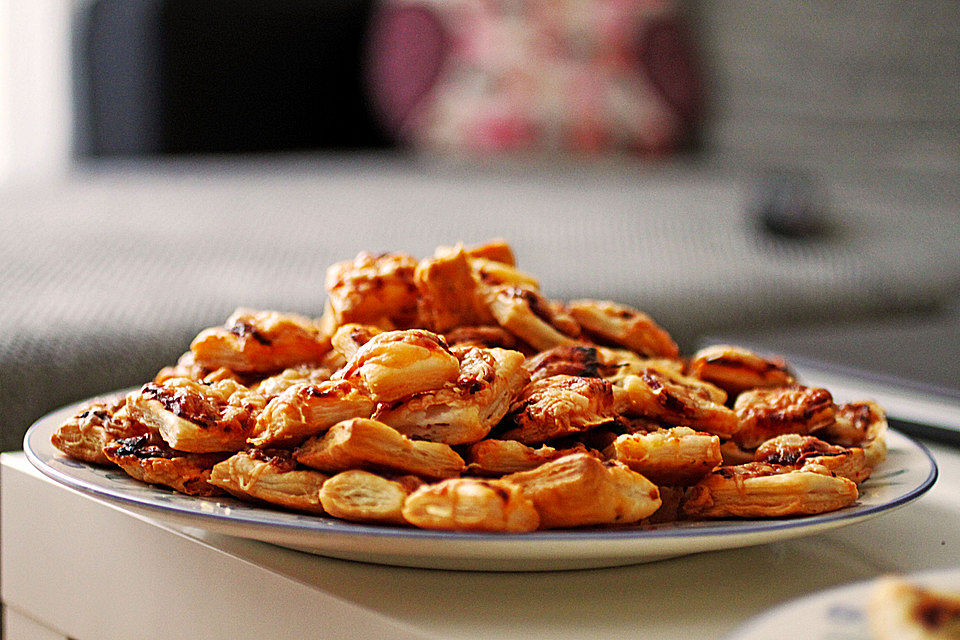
366, 0, 703, 155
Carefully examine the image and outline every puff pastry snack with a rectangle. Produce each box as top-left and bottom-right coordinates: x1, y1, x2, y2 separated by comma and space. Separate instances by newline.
51, 239, 889, 532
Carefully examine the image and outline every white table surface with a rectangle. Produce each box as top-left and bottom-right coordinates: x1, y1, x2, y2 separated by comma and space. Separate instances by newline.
2, 434, 959, 640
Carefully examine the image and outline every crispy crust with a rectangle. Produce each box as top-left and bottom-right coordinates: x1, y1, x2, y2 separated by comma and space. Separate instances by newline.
567, 299, 679, 359
613, 371, 738, 438
248, 380, 376, 447
486, 286, 580, 352
126, 378, 265, 453
603, 427, 722, 486
402, 477, 540, 532
415, 245, 495, 332
335, 329, 461, 402
687, 344, 795, 396
50, 396, 148, 465
254, 364, 333, 400
682, 461, 858, 518
103, 433, 227, 496
465, 439, 591, 476
209, 449, 327, 513
190, 309, 331, 374
318, 469, 414, 524
325, 251, 420, 328
733, 385, 836, 449
500, 375, 616, 444
295, 418, 465, 480
503, 453, 661, 528
754, 433, 872, 483
373, 346, 529, 445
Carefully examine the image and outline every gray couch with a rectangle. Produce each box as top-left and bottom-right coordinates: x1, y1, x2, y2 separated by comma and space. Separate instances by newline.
3, 155, 959, 452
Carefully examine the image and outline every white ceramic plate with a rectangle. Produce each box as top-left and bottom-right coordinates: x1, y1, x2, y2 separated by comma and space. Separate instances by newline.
25, 397, 938, 572
726, 567, 960, 640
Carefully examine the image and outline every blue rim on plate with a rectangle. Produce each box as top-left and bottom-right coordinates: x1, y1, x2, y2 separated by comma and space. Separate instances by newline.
23, 394, 940, 570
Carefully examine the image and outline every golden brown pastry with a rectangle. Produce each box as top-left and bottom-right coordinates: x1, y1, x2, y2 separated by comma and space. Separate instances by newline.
103, 432, 227, 496
154, 351, 243, 385
372, 345, 528, 445
333, 329, 461, 402
499, 375, 616, 444
682, 461, 858, 518
190, 308, 331, 374
687, 344, 795, 397
253, 364, 333, 400
329, 323, 384, 362
465, 439, 591, 476
125, 378, 266, 453
566, 299, 679, 359
402, 477, 540, 532
324, 251, 420, 328
295, 418, 465, 480
443, 325, 521, 350
503, 453, 661, 528
754, 433, 872, 483
50, 396, 148, 465
414, 245, 495, 332
868, 576, 960, 640
317, 469, 414, 524
733, 385, 836, 449
819, 401, 889, 470
613, 370, 738, 438
603, 427, 723, 486
209, 448, 327, 513
248, 380, 376, 447
451, 238, 516, 266
486, 286, 580, 352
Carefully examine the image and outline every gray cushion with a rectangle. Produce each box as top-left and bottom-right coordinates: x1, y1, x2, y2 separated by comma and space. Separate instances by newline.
2, 155, 957, 451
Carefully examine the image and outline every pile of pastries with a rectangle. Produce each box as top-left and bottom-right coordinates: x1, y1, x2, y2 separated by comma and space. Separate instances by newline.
51, 240, 888, 532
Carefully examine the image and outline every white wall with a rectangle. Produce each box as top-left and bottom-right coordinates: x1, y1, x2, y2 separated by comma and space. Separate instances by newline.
0, 0, 75, 184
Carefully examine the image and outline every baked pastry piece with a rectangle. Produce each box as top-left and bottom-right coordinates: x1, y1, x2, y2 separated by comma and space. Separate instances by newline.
754, 433, 872, 483
682, 461, 858, 518
254, 364, 333, 400
465, 439, 590, 476
603, 427, 723, 486
818, 400, 889, 470
499, 375, 616, 444
733, 385, 836, 449
125, 378, 266, 453
503, 453, 661, 528
325, 251, 420, 328
613, 370, 738, 438
318, 469, 418, 524
566, 299, 679, 359
295, 418, 465, 480
402, 477, 540, 532
154, 351, 243, 385
443, 325, 520, 350
103, 432, 227, 496
190, 308, 331, 374
438, 238, 516, 266
330, 323, 384, 361
486, 285, 580, 351
372, 345, 528, 445
50, 396, 148, 465
334, 329, 461, 402
209, 448, 327, 513
414, 245, 495, 332
868, 576, 960, 640
686, 344, 795, 397
248, 380, 376, 447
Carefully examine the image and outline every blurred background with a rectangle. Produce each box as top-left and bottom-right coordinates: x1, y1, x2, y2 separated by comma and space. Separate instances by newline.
1, 0, 958, 452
